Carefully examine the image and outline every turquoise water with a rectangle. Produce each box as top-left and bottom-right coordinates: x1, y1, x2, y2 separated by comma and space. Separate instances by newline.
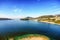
0, 20, 60, 40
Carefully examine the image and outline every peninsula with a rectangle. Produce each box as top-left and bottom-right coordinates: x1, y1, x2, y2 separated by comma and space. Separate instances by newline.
0, 18, 12, 20
20, 14, 60, 25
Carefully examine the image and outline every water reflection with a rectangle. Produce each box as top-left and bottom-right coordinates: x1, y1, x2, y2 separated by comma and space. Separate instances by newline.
0, 20, 60, 40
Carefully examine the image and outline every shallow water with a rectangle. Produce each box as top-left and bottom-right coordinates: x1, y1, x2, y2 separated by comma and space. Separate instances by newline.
14, 34, 50, 40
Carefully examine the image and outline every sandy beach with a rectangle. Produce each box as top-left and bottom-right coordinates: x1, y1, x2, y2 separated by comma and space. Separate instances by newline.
40, 21, 60, 25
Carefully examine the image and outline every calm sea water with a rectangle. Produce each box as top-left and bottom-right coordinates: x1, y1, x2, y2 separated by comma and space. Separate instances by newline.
0, 20, 60, 40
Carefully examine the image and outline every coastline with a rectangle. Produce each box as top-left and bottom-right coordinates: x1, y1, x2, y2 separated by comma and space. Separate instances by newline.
38, 21, 60, 25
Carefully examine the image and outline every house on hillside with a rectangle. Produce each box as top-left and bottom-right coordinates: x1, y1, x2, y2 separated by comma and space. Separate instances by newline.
37, 15, 55, 22
55, 15, 60, 21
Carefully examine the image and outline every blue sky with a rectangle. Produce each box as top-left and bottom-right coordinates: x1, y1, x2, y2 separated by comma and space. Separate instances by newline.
0, 0, 60, 18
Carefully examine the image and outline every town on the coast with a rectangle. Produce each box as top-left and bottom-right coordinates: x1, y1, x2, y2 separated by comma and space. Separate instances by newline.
20, 14, 60, 25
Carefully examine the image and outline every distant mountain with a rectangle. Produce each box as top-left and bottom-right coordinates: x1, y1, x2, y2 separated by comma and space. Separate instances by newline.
20, 17, 33, 20
0, 18, 12, 20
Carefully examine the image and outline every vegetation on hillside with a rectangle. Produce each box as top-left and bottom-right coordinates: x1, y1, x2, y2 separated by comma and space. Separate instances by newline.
20, 15, 60, 24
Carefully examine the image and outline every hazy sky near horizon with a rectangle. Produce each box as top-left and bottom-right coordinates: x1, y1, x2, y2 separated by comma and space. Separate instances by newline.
0, 0, 60, 18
